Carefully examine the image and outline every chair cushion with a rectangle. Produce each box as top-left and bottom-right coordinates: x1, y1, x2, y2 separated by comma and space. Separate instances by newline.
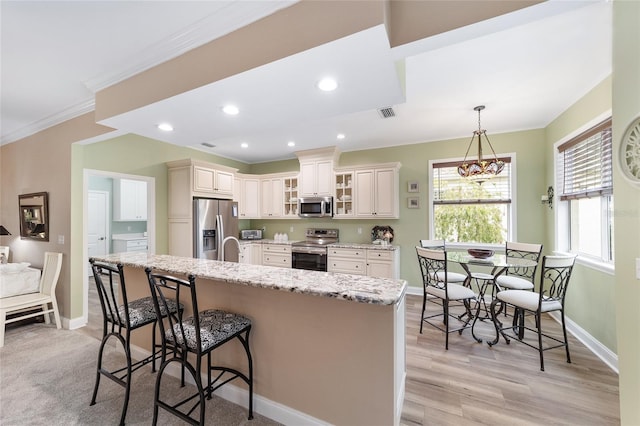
435, 271, 467, 283
495, 275, 534, 290
426, 283, 475, 301
167, 309, 251, 352
497, 290, 562, 312
109, 296, 181, 329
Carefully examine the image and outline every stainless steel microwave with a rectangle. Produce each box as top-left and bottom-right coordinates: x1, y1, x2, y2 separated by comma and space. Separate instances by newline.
298, 196, 333, 218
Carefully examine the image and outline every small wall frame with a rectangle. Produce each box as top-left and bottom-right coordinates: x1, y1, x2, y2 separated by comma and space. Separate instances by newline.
407, 197, 420, 209
408, 181, 420, 193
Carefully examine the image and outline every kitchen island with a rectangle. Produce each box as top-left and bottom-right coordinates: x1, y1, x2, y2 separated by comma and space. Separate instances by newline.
91, 252, 407, 426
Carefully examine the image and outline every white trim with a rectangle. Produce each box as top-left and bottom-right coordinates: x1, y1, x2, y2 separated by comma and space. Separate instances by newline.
406, 285, 422, 297
548, 311, 618, 374
129, 344, 332, 426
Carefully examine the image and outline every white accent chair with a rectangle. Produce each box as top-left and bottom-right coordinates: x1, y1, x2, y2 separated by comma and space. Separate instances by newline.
0, 252, 63, 347
0, 246, 9, 263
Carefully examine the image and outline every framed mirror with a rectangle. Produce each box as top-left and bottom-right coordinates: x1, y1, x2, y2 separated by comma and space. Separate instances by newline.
19, 192, 49, 241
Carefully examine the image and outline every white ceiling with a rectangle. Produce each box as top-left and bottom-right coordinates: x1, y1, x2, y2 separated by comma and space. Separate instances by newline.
1, 1, 611, 164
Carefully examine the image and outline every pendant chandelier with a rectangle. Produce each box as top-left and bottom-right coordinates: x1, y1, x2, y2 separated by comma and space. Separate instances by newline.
457, 105, 505, 184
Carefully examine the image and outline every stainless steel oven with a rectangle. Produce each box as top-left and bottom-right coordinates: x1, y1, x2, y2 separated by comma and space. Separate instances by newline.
291, 228, 338, 272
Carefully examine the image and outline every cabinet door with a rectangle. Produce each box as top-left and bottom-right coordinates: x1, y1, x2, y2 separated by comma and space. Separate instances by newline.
261, 178, 283, 217
315, 160, 333, 195
373, 168, 396, 217
299, 162, 317, 196
215, 170, 235, 196
114, 179, 147, 221
193, 166, 215, 193
354, 170, 374, 217
242, 179, 261, 218
366, 261, 394, 279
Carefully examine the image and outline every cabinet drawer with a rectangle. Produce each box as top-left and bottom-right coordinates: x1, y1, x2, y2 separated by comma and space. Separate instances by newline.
262, 253, 291, 268
328, 259, 366, 275
327, 248, 365, 259
127, 239, 148, 249
263, 244, 291, 254
366, 250, 393, 261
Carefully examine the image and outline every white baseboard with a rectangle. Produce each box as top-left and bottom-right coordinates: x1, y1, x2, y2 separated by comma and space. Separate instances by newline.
129, 345, 331, 425
406, 284, 618, 374
548, 311, 618, 373
67, 315, 87, 330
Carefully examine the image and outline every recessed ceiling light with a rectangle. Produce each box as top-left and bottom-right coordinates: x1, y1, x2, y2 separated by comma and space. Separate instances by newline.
317, 78, 338, 92
337, 133, 345, 140
157, 123, 174, 132
287, 141, 295, 147
222, 105, 239, 115
241, 142, 248, 149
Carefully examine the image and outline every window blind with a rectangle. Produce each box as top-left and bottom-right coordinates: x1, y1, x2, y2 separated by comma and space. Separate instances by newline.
558, 119, 612, 200
432, 161, 512, 204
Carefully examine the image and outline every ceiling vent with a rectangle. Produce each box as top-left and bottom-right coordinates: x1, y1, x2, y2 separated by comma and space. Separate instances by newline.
377, 106, 396, 119
201, 142, 216, 148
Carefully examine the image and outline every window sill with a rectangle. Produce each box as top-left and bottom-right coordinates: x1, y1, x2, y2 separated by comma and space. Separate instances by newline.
553, 250, 615, 276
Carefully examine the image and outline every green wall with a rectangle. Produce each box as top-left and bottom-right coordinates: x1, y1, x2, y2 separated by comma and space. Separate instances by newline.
545, 76, 615, 352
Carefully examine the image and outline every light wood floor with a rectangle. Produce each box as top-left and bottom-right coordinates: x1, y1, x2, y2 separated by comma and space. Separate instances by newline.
401, 294, 620, 425
80, 280, 620, 425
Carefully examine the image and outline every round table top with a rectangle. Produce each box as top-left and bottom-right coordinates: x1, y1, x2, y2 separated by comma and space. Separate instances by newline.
446, 251, 537, 268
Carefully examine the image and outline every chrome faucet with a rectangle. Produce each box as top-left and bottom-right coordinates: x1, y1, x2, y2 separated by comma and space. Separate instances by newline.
220, 236, 241, 262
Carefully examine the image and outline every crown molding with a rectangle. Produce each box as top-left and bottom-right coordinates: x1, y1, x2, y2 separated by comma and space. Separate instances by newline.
1, 98, 95, 145
83, 1, 297, 93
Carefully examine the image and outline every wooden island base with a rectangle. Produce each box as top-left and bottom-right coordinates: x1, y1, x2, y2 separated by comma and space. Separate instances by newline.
120, 265, 406, 426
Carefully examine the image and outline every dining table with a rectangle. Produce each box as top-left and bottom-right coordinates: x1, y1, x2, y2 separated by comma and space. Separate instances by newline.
0, 264, 41, 298
446, 251, 538, 343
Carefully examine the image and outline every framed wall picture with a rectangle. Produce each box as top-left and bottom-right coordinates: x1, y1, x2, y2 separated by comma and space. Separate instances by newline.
407, 197, 420, 209
408, 181, 419, 193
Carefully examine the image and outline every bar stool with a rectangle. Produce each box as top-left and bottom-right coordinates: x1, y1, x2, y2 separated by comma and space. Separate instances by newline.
89, 259, 181, 425
145, 268, 253, 425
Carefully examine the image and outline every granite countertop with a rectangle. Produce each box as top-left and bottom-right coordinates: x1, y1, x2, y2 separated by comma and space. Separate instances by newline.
90, 252, 406, 306
239, 240, 397, 251
327, 242, 399, 251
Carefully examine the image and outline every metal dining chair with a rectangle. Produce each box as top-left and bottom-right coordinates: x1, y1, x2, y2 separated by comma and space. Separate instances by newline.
488, 254, 576, 371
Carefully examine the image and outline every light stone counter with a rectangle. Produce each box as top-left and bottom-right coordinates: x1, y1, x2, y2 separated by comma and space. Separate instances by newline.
89, 252, 406, 425
91, 252, 406, 306
328, 242, 399, 251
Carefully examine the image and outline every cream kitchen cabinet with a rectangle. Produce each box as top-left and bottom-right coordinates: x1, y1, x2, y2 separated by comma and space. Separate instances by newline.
262, 244, 291, 268
354, 164, 400, 218
113, 237, 148, 253
113, 178, 147, 221
261, 177, 284, 218
240, 243, 262, 265
328, 245, 399, 279
327, 247, 367, 275
193, 165, 234, 198
299, 160, 333, 196
166, 159, 239, 257
236, 175, 261, 219
366, 248, 399, 279
296, 146, 340, 197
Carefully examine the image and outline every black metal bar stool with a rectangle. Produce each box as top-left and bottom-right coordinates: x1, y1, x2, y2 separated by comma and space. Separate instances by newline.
145, 268, 253, 425
89, 259, 181, 425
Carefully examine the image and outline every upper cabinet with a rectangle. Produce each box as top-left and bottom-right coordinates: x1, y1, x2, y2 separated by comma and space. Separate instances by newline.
236, 174, 261, 219
261, 177, 284, 218
296, 147, 340, 197
113, 178, 147, 221
193, 165, 234, 198
353, 163, 400, 218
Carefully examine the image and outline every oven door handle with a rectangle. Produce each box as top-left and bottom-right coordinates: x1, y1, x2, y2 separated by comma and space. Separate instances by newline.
292, 247, 328, 255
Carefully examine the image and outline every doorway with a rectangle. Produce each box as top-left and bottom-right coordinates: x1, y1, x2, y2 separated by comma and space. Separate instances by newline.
82, 169, 156, 328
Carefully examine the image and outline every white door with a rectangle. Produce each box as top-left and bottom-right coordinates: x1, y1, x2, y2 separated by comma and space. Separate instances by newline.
87, 190, 109, 275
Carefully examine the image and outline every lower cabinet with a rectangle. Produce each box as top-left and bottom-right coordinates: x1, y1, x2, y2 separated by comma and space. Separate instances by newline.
262, 244, 291, 268
328, 247, 399, 279
113, 238, 148, 253
240, 243, 262, 265
327, 247, 367, 275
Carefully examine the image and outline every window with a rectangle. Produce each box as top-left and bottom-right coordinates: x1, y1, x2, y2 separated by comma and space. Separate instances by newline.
430, 158, 513, 245
557, 118, 614, 262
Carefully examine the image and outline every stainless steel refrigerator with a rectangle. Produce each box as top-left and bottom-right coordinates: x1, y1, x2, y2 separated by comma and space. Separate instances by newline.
193, 198, 239, 262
